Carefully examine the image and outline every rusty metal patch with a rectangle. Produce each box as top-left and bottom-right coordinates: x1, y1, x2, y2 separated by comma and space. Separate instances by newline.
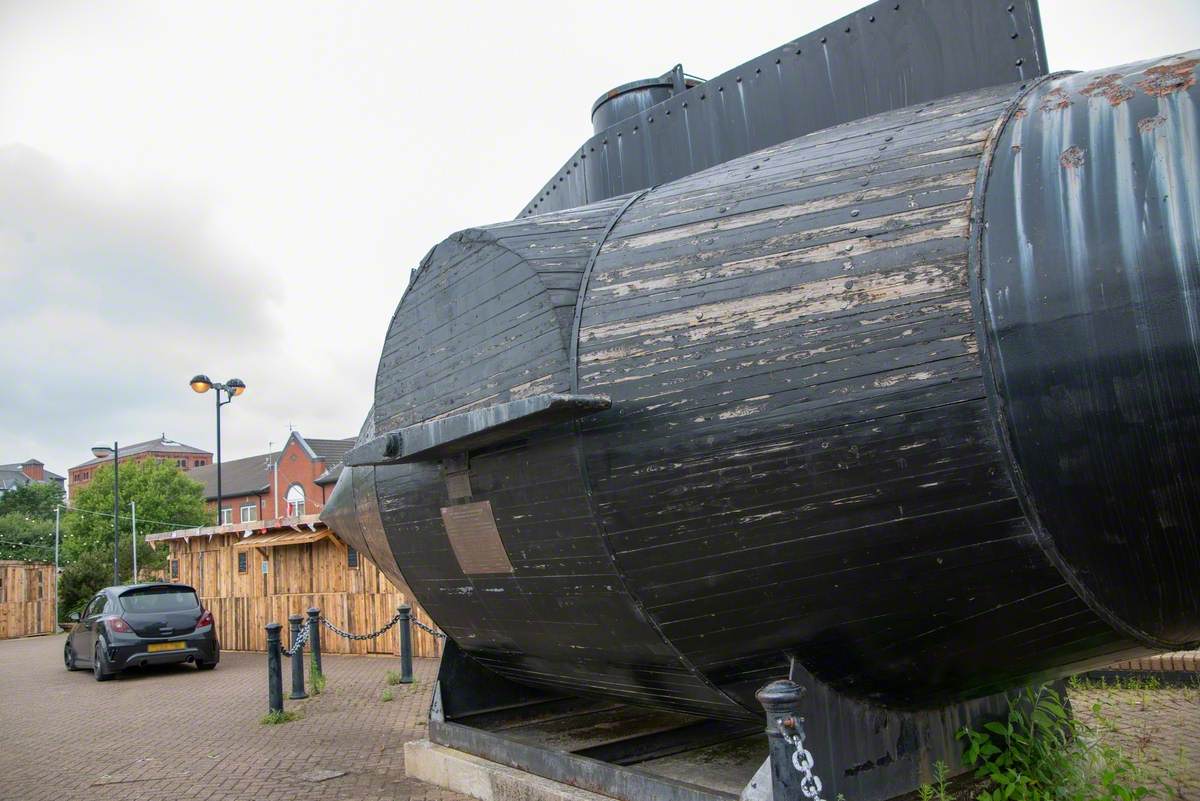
1039, 87, 1072, 113
1080, 73, 1134, 106
1060, 146, 1086, 170
1138, 115, 1167, 134
441, 501, 514, 575
1136, 58, 1199, 97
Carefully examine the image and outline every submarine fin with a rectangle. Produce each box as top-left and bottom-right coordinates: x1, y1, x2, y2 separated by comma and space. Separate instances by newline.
345, 393, 611, 466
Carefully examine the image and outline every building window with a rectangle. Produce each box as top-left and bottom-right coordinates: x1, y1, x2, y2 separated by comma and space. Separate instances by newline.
177, 458, 187, 468
170, 559, 179, 579
285, 484, 305, 517
220, 507, 232, 525
194, 459, 204, 467
237, 552, 248, 573
240, 504, 257, 522
347, 546, 359, 569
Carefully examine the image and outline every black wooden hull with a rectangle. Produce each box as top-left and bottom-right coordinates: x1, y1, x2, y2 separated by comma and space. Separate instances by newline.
325, 52, 1200, 720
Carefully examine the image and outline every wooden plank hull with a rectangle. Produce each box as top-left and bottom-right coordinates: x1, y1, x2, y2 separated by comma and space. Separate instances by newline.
325, 53, 1200, 719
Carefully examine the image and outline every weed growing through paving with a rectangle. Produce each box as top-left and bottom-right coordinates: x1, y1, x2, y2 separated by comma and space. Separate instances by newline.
386, 670, 403, 686
260, 709, 303, 725
381, 689, 394, 702
917, 760, 951, 801
958, 685, 1154, 801
310, 662, 326, 696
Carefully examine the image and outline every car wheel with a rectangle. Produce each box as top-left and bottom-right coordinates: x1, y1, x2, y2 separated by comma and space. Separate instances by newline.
196, 661, 216, 671
64, 641, 78, 671
93, 640, 113, 682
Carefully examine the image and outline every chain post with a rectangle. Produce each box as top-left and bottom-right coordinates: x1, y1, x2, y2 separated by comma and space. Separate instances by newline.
397, 604, 414, 684
307, 607, 322, 676
757, 679, 824, 801
265, 622, 283, 714
288, 614, 308, 700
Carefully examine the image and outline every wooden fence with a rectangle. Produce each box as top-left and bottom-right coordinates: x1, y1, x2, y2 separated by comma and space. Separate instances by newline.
0, 561, 55, 640
154, 525, 442, 657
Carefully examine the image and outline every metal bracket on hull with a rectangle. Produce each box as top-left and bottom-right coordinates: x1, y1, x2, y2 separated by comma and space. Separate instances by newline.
344, 393, 611, 466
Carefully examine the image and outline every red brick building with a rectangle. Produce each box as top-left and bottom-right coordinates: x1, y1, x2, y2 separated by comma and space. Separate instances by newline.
187, 431, 354, 525
68, 436, 211, 498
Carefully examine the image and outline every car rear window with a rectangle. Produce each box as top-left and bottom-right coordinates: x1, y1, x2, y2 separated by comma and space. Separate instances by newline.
120, 587, 200, 613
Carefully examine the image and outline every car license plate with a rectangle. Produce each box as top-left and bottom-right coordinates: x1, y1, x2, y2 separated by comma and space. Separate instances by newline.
148, 641, 186, 653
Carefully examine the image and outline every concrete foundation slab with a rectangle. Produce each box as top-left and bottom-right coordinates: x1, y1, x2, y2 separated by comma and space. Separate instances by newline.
405, 739, 619, 801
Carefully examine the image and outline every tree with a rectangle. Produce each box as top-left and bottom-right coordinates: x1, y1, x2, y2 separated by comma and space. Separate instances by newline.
0, 481, 63, 520
0, 513, 55, 562
62, 459, 210, 580
0, 482, 63, 562
59, 548, 114, 617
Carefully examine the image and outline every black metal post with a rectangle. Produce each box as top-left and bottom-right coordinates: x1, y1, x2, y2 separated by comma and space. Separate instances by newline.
111, 442, 120, 586
215, 390, 222, 525
757, 679, 807, 801
307, 607, 322, 676
397, 604, 413, 684
266, 622, 283, 714
288, 614, 307, 699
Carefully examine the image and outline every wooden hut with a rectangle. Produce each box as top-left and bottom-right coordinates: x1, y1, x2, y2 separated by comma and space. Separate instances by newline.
0, 561, 55, 639
146, 515, 440, 657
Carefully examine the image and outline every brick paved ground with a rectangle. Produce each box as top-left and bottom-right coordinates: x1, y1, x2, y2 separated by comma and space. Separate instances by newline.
1072, 682, 1200, 799
0, 633, 470, 801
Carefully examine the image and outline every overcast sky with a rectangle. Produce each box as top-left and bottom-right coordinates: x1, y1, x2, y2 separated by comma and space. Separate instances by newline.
1, 1, 1197, 477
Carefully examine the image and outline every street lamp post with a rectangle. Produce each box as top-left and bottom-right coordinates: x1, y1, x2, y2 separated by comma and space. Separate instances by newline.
189, 375, 246, 526
90, 443, 120, 585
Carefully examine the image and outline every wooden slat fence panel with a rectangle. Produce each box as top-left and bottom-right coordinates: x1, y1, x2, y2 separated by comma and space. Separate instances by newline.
161, 532, 440, 657
0, 562, 56, 639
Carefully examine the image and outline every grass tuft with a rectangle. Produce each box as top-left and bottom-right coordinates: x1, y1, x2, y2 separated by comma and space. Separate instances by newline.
260, 709, 302, 725
385, 670, 403, 686
381, 688, 394, 702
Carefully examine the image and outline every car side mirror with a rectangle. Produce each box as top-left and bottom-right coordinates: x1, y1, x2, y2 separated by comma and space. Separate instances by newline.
69, 612, 80, 622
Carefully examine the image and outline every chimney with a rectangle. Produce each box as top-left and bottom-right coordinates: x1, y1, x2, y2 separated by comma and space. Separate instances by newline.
20, 460, 45, 481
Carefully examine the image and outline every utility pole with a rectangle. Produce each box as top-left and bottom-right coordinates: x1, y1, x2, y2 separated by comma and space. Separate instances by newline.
131, 501, 138, 582
53, 505, 60, 622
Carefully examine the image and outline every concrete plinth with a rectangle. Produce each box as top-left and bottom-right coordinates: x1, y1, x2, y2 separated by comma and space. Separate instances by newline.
404, 740, 617, 801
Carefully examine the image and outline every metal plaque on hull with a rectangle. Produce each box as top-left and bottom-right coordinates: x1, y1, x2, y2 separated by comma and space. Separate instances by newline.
441, 501, 514, 575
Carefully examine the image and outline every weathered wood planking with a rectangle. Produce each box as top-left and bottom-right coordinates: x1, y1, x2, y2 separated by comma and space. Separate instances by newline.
321, 67, 1200, 721
163, 534, 440, 657
0, 561, 55, 639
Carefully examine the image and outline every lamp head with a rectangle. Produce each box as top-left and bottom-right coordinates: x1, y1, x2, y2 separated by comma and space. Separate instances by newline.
189, 374, 213, 393
226, 378, 246, 397
91, 445, 114, 459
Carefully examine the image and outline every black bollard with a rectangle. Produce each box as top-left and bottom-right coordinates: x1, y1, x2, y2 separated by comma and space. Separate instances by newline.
266, 622, 283, 714
756, 679, 810, 801
288, 613, 308, 700
307, 606, 322, 676
397, 604, 413, 684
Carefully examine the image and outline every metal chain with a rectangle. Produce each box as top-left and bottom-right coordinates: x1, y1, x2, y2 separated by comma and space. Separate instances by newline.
319, 611, 403, 641
280, 622, 310, 658
412, 618, 447, 639
777, 718, 826, 801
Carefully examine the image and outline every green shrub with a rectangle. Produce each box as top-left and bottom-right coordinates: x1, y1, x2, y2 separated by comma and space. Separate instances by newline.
959, 685, 1154, 801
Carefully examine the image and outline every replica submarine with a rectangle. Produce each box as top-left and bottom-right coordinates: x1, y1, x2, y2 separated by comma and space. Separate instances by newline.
322, 0, 1199, 796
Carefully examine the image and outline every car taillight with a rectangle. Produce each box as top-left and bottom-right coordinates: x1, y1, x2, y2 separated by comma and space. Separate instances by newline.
106, 616, 132, 633
197, 609, 214, 628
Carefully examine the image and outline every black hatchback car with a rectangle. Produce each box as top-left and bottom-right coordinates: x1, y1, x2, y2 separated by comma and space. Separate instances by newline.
64, 583, 220, 680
